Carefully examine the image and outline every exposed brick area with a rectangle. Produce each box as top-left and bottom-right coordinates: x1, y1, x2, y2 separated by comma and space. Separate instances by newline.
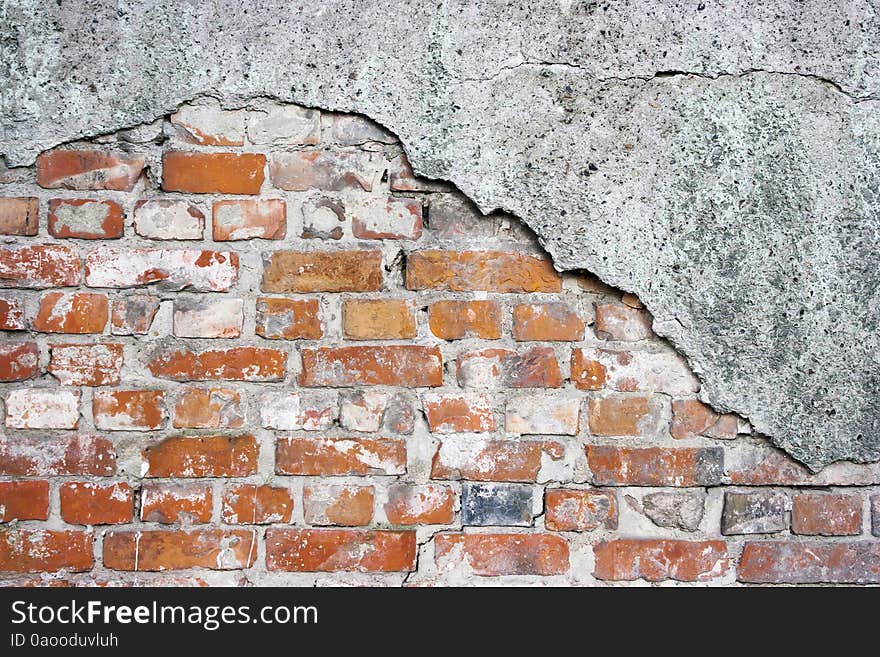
1, 100, 877, 587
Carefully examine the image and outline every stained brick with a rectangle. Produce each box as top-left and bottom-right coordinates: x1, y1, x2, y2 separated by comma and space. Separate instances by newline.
270, 151, 381, 192
48, 199, 124, 239
0, 342, 40, 381
0, 481, 50, 522
428, 300, 502, 340
93, 390, 166, 431
172, 297, 244, 338
572, 348, 699, 395
506, 396, 580, 435
406, 250, 561, 292
5, 388, 80, 429
262, 250, 382, 293
791, 493, 862, 536
434, 533, 569, 576
461, 483, 533, 526
255, 298, 323, 340
721, 491, 787, 535
222, 484, 294, 524
0, 197, 38, 235
384, 484, 455, 526
276, 436, 406, 476
422, 393, 496, 433
140, 484, 213, 524
671, 399, 739, 440
513, 303, 584, 341
85, 248, 239, 291
300, 346, 442, 387
351, 197, 422, 240
457, 347, 562, 389
342, 299, 417, 339
0, 435, 116, 476
37, 149, 144, 191
594, 303, 654, 341
134, 200, 205, 240
213, 199, 286, 241
0, 244, 81, 288
173, 387, 244, 428
60, 482, 133, 525
33, 291, 108, 333
545, 489, 617, 531
49, 342, 124, 386
738, 542, 880, 584
144, 435, 258, 477
110, 295, 160, 335
265, 529, 416, 572
586, 445, 724, 486
148, 345, 286, 381
104, 530, 257, 570
0, 529, 94, 573
594, 539, 729, 582
0, 295, 26, 330
431, 439, 564, 482
303, 485, 374, 526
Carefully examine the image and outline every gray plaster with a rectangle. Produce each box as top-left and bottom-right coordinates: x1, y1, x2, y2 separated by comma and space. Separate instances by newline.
2, 0, 879, 470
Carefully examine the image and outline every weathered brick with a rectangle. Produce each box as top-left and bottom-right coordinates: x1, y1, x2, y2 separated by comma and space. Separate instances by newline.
671, 399, 739, 440
162, 151, 266, 194
255, 298, 323, 339
572, 348, 699, 395
342, 299, 417, 339
172, 297, 243, 338
270, 151, 381, 192
638, 491, 706, 532
93, 390, 166, 431
431, 439, 564, 482
60, 482, 133, 525
594, 303, 654, 341
327, 114, 396, 146
462, 483, 533, 526
0, 435, 116, 476
738, 541, 880, 584
588, 395, 656, 436
300, 346, 442, 387
351, 197, 423, 240
571, 348, 607, 391
248, 105, 321, 145
594, 539, 729, 582
506, 396, 580, 435
339, 390, 393, 432
586, 445, 724, 486
262, 250, 382, 293
422, 393, 496, 433
721, 491, 787, 535
276, 436, 406, 476
513, 303, 584, 341
104, 530, 257, 571
873, 495, 880, 537
0, 244, 81, 288
259, 392, 336, 431
213, 199, 286, 241
389, 154, 450, 192
110, 295, 160, 335
545, 489, 617, 531
0, 294, 26, 330
49, 342, 124, 386
428, 300, 502, 340
434, 533, 569, 576
791, 493, 862, 536
265, 529, 416, 572
5, 388, 80, 429
301, 197, 346, 239
424, 193, 496, 239
0, 342, 40, 381
173, 387, 244, 428
0, 529, 94, 573
85, 248, 239, 291
33, 291, 108, 333
134, 200, 205, 240
48, 199, 124, 239
37, 150, 144, 191
457, 347, 562, 389
303, 484, 374, 526
0, 481, 50, 521
0, 197, 38, 235
144, 434, 259, 477
148, 345, 286, 381
222, 484, 294, 524
406, 250, 561, 292
384, 484, 455, 526
140, 484, 213, 524
170, 102, 246, 146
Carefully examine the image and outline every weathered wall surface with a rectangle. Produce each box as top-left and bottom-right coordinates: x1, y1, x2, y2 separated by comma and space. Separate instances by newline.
3, 1, 880, 469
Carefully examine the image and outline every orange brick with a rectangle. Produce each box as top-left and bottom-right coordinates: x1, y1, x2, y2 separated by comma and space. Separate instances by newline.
428, 300, 501, 339
434, 533, 569, 576
0, 244, 81, 288
671, 399, 738, 440
0, 480, 49, 521
0, 197, 38, 235
140, 484, 213, 524
144, 435, 258, 477
93, 390, 166, 431
48, 199, 124, 239
265, 529, 416, 572
0, 529, 94, 573
571, 350, 607, 390
303, 485, 374, 526
431, 439, 564, 482
162, 151, 266, 194
104, 530, 257, 571
33, 291, 108, 333
593, 539, 729, 582
173, 387, 244, 428
384, 484, 455, 525
262, 250, 382, 293
276, 436, 406, 476
60, 482, 133, 525
407, 250, 561, 292
255, 298, 323, 339
422, 393, 496, 433
0, 295, 26, 330
457, 347, 562, 388
586, 445, 724, 486
212, 199, 286, 240
513, 303, 584, 341
588, 396, 651, 436
342, 299, 416, 339
0, 342, 40, 381
37, 149, 144, 191
148, 345, 286, 381
300, 346, 442, 387
222, 484, 294, 524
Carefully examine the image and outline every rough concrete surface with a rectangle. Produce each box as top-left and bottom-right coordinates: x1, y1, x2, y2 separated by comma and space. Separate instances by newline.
1, 0, 879, 470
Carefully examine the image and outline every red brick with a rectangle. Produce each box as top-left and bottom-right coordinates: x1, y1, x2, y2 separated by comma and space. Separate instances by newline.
49, 343, 124, 386
0, 529, 94, 573
265, 529, 416, 572
173, 387, 244, 428
110, 295, 160, 335
148, 345, 286, 381
422, 393, 496, 433
545, 489, 617, 531
222, 484, 294, 524
791, 493, 862, 536
0, 197, 38, 235
342, 299, 416, 339
213, 199, 286, 240
594, 303, 654, 341
0, 295, 26, 330
262, 250, 382, 293
255, 298, 323, 339
513, 303, 584, 341
571, 349, 608, 390
37, 149, 144, 191
299, 346, 442, 387
85, 248, 239, 291
144, 435, 259, 477
406, 250, 561, 292
428, 300, 502, 340
572, 348, 699, 395
434, 533, 569, 576
431, 439, 564, 482
351, 197, 423, 240
172, 297, 243, 338
739, 541, 880, 584
0, 435, 115, 476
93, 390, 166, 431
0, 244, 81, 288
33, 291, 108, 333
104, 530, 257, 571
0, 481, 50, 521
4, 388, 79, 429
303, 485, 374, 526
60, 482, 133, 525
134, 200, 205, 240
457, 347, 562, 389
586, 445, 724, 486
270, 151, 381, 192
588, 395, 652, 436
0, 342, 40, 381
671, 399, 738, 440
594, 539, 729, 582
276, 436, 406, 476
384, 484, 455, 525
162, 151, 266, 194
140, 484, 213, 524
48, 199, 124, 239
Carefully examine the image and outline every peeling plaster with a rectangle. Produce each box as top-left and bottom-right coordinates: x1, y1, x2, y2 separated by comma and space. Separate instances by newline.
2, 1, 880, 470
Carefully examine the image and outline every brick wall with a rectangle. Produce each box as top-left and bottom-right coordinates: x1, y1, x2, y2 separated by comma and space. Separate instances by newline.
1, 98, 878, 586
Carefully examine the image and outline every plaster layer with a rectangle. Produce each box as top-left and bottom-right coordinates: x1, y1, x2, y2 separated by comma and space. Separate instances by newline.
2, 0, 880, 470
